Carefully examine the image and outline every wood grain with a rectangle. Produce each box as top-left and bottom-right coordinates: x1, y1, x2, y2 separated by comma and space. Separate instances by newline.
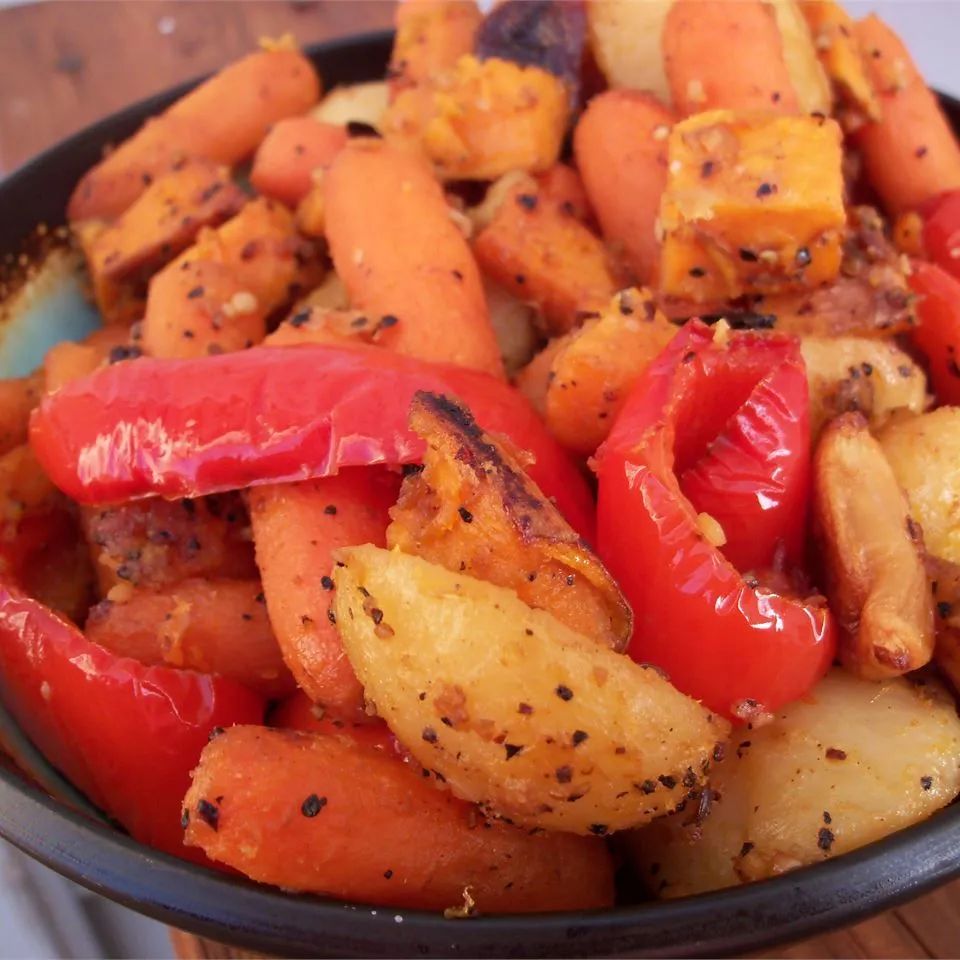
2, 2, 958, 958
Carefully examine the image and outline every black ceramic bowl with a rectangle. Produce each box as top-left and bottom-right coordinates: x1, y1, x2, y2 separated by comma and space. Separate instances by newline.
1, 29, 959, 960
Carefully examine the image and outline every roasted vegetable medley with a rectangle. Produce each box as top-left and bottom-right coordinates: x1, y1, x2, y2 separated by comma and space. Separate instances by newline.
3, 0, 960, 913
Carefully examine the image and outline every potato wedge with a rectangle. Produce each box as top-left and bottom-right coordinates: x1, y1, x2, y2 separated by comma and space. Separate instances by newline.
813, 412, 934, 679
767, 0, 831, 116
311, 82, 389, 130
484, 277, 538, 377
387, 392, 632, 651
628, 668, 960, 898
334, 545, 727, 835
878, 408, 960, 565
586, 0, 673, 103
801, 336, 928, 439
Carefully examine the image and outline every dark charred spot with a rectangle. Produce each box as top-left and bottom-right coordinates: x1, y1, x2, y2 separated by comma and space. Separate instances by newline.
921, 775, 933, 790
301, 794, 327, 817
817, 827, 835, 851
825, 747, 847, 761
422, 727, 439, 744
555, 684, 574, 701
504, 743, 523, 760
571, 729, 589, 747
555, 765, 573, 783
196, 799, 220, 831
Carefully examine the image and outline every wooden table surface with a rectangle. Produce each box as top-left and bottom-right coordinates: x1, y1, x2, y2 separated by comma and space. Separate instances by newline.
1, 2, 958, 957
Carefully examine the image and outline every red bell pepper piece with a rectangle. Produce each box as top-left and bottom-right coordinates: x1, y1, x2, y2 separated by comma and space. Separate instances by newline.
909, 260, 960, 407
595, 321, 835, 719
29, 343, 595, 541
921, 190, 960, 281
0, 582, 264, 860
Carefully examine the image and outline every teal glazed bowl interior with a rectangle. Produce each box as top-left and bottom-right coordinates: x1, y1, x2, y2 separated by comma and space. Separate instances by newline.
1, 30, 959, 959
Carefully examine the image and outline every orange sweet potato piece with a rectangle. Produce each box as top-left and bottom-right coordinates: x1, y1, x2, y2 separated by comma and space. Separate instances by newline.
85, 578, 294, 698
324, 140, 503, 376
82, 492, 257, 595
141, 198, 324, 359
415, 55, 570, 181
0, 445, 94, 622
659, 110, 845, 304
183, 725, 615, 911
473, 174, 619, 335
544, 288, 676, 456
77, 159, 245, 324
853, 15, 960, 214
0, 373, 42, 457
387, 393, 631, 650
250, 117, 348, 208
389, 0, 482, 95
43, 327, 134, 392
247, 469, 400, 719
573, 90, 674, 283
800, 1, 880, 121
270, 689, 396, 751
68, 47, 320, 222
663, 1, 800, 116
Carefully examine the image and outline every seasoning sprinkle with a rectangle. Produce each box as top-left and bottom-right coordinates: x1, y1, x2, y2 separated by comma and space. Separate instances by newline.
504, 743, 523, 760
571, 729, 589, 747
817, 827, 835, 851
301, 793, 327, 817
196, 799, 220, 831
555, 684, 574, 701
921, 775, 933, 790
555, 765, 573, 783
320, 575, 334, 591
422, 726, 439, 744
458, 506, 474, 523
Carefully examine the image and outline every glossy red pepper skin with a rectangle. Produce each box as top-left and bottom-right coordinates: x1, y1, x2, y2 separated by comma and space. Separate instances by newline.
921, 190, 960, 281
595, 322, 835, 719
909, 260, 960, 407
0, 582, 264, 860
29, 343, 595, 541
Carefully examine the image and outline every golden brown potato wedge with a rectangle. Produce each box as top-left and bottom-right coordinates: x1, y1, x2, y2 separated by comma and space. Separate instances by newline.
333, 544, 729, 835
878, 408, 960, 565
484, 277, 539, 377
628, 668, 960, 898
813, 412, 934, 679
311, 82, 389, 129
801, 336, 928, 439
387, 392, 632, 651
767, 0, 832, 115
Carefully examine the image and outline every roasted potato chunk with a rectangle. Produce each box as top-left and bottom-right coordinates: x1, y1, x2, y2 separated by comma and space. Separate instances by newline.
813, 412, 934, 679
586, 0, 673, 103
629, 668, 960, 898
311, 82, 389, 129
801, 336, 928, 438
768, 0, 832, 116
484, 277, 538, 377
333, 544, 728, 834
387, 392, 631, 650
878, 408, 960, 565
659, 110, 845, 303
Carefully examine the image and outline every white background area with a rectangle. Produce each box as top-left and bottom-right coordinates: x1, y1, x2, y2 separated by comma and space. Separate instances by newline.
0, 1, 957, 957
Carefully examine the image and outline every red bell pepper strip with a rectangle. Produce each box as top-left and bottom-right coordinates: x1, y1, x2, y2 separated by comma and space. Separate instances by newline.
909, 260, 960, 407
594, 321, 835, 719
921, 190, 960, 281
0, 582, 264, 860
29, 343, 595, 541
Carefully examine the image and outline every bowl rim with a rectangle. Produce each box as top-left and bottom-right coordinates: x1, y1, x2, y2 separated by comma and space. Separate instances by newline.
0, 26, 958, 959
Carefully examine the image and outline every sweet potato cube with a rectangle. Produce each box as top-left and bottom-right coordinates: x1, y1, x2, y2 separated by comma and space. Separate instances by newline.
659, 110, 845, 302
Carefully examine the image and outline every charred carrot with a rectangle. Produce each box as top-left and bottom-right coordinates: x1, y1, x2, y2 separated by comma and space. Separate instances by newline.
141, 198, 324, 359
573, 90, 674, 283
68, 47, 320, 222
78, 158, 245, 324
250, 117, 348, 208
854, 15, 960, 214
324, 140, 503, 376
247, 469, 399, 720
473, 174, 619, 334
183, 725, 615, 911
663, 0, 799, 116
86, 578, 295, 699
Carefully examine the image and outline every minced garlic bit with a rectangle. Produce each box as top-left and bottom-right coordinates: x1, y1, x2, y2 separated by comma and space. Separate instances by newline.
711, 318, 731, 348
686, 79, 706, 106
353, 248, 365, 266
107, 581, 135, 604
447, 206, 473, 240
652, 124, 670, 142
443, 887, 477, 920
258, 33, 298, 53
696, 511, 727, 547
229, 291, 259, 316
310, 167, 326, 185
